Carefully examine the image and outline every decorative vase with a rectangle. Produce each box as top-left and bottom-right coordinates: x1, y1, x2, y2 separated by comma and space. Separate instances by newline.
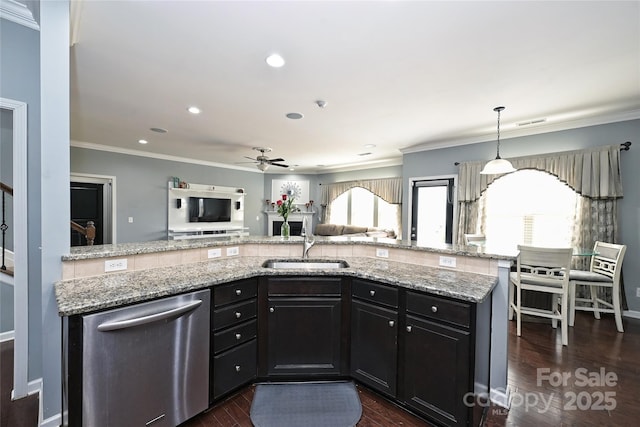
281, 220, 290, 239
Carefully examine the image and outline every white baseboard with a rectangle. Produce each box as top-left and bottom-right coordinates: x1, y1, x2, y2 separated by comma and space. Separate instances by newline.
623, 310, 640, 320
474, 381, 488, 395
0, 330, 15, 342
41, 413, 62, 427
490, 386, 511, 409
9, 377, 50, 427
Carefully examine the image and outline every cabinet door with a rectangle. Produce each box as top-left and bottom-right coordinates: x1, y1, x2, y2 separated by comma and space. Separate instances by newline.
351, 300, 398, 397
267, 298, 342, 376
402, 315, 471, 427
212, 340, 257, 401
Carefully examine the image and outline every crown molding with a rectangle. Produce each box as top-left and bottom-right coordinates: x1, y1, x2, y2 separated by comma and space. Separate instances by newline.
400, 108, 640, 154
0, 0, 39, 30
71, 140, 263, 174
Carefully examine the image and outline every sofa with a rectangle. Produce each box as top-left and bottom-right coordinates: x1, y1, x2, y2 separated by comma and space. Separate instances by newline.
314, 223, 396, 239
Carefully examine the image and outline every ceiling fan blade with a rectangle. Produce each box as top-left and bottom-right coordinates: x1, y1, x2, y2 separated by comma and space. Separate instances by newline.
244, 156, 258, 161
268, 158, 285, 163
271, 162, 289, 168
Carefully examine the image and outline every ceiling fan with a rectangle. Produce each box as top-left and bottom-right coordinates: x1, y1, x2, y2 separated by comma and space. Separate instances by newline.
243, 147, 289, 171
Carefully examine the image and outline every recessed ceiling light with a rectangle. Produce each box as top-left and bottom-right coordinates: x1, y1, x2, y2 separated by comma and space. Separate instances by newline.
286, 112, 304, 120
187, 106, 201, 114
266, 53, 285, 68
138, 139, 148, 144
363, 144, 376, 149
150, 127, 168, 133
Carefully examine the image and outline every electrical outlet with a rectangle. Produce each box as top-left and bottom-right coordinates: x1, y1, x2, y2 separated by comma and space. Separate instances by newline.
226, 246, 239, 256
105, 259, 127, 272
439, 256, 457, 268
208, 248, 221, 258
376, 248, 389, 258
636, 287, 640, 298
128, 217, 134, 223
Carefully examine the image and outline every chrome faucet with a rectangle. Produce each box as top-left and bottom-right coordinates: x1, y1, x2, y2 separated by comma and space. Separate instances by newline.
302, 217, 315, 259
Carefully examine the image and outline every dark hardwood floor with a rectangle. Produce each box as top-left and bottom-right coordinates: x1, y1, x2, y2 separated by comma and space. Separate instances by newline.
183, 312, 640, 426
0, 340, 39, 427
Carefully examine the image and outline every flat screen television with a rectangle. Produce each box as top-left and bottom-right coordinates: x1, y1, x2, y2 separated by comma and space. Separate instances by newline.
188, 197, 232, 222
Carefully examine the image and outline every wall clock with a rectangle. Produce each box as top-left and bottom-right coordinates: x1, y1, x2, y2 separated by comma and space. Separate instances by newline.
271, 179, 309, 202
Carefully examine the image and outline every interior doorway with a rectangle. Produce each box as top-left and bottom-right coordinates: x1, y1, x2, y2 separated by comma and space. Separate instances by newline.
70, 174, 115, 245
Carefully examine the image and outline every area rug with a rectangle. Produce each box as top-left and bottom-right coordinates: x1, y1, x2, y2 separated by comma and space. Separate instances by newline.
249, 381, 362, 427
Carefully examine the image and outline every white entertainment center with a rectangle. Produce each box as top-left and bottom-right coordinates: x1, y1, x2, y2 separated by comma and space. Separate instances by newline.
167, 182, 248, 240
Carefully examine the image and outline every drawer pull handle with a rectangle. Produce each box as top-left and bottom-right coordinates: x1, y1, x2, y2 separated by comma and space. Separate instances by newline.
370, 290, 376, 297
235, 312, 242, 318
431, 306, 438, 313
388, 320, 395, 327
269, 307, 275, 313
235, 289, 242, 296
235, 333, 242, 340
406, 326, 412, 333
235, 365, 241, 372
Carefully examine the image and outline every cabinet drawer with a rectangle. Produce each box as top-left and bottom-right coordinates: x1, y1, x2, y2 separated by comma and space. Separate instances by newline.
212, 339, 257, 400
214, 279, 257, 307
406, 291, 471, 329
352, 279, 398, 308
267, 277, 342, 296
213, 299, 257, 330
213, 319, 257, 354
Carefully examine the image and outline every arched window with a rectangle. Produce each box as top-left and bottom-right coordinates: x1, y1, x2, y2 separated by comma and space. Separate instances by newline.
329, 187, 398, 233
481, 169, 577, 251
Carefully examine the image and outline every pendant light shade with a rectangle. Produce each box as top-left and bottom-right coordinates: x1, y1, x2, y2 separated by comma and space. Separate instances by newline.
480, 106, 516, 175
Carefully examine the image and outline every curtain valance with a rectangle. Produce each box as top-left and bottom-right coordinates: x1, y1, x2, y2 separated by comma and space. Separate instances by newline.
320, 177, 402, 206
457, 144, 623, 202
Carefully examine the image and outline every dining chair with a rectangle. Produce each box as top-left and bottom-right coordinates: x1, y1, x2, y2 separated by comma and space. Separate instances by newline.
569, 241, 627, 332
464, 233, 486, 245
509, 245, 573, 346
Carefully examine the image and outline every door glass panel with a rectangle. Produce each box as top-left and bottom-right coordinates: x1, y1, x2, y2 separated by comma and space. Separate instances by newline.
416, 186, 447, 245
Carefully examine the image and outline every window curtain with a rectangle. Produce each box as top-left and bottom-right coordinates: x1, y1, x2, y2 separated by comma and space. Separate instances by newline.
319, 177, 403, 235
456, 144, 623, 241
457, 144, 625, 305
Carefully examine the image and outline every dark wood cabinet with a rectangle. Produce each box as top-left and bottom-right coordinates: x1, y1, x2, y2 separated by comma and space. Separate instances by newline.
400, 291, 475, 426
259, 277, 348, 378
350, 279, 398, 397
211, 278, 257, 402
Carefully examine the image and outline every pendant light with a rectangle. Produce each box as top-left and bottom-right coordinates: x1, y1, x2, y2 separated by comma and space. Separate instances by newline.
480, 106, 516, 175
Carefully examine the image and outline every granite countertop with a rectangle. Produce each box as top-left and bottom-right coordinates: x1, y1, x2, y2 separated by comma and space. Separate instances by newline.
63, 235, 517, 261
55, 256, 499, 316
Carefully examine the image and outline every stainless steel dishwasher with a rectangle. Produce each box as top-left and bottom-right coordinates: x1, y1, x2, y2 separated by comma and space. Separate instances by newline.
78, 289, 210, 427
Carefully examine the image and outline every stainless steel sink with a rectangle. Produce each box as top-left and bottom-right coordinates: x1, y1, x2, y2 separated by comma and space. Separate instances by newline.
262, 259, 350, 269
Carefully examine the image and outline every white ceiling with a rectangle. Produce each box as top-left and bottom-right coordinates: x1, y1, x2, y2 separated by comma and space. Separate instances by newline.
69, 0, 640, 173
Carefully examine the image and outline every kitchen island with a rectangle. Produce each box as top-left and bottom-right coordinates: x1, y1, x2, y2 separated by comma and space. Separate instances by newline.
56, 236, 514, 426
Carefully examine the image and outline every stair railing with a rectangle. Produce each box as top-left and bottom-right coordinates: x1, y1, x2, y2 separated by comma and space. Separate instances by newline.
70, 220, 96, 246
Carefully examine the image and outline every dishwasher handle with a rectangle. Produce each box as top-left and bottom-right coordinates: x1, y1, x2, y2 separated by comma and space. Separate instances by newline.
97, 299, 203, 332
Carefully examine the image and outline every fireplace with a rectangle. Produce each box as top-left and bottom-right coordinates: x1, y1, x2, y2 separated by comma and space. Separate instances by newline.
264, 211, 315, 237
273, 221, 303, 236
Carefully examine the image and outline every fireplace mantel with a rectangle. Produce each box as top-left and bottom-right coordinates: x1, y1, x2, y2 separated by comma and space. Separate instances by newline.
264, 210, 315, 236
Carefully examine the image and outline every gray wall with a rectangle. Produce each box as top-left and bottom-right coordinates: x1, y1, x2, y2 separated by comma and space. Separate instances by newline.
71, 147, 266, 242
0, 17, 43, 379
402, 119, 640, 312
40, 1, 70, 419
